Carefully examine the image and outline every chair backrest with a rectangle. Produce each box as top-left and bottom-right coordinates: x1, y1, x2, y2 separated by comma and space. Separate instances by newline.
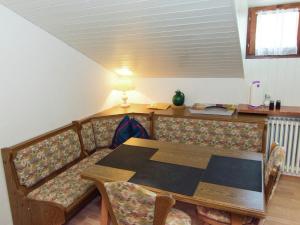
265, 143, 286, 202
95, 181, 175, 225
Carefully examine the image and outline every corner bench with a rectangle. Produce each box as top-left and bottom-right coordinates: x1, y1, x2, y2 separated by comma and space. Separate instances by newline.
2, 106, 265, 225
2, 113, 151, 225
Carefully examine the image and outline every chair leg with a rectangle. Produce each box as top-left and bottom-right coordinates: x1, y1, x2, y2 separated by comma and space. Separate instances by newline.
100, 197, 109, 225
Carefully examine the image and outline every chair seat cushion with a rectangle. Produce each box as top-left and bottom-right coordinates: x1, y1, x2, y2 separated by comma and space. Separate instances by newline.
166, 208, 191, 225
197, 206, 259, 225
27, 149, 113, 208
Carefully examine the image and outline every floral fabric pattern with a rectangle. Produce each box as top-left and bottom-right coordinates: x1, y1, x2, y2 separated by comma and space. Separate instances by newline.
265, 145, 285, 185
13, 129, 82, 188
92, 116, 124, 148
27, 149, 113, 208
81, 122, 96, 153
104, 182, 191, 225
197, 206, 259, 225
166, 208, 191, 225
154, 116, 263, 152
105, 181, 156, 225
92, 115, 150, 148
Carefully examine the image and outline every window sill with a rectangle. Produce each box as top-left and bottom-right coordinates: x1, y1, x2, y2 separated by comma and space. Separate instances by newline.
246, 54, 300, 59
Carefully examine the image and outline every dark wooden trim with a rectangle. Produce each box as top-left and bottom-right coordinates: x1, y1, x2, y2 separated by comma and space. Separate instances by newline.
73, 120, 90, 156
247, 7, 257, 56
1, 148, 31, 225
246, 54, 300, 59
262, 123, 267, 154
250, 3, 300, 11
28, 198, 65, 225
149, 112, 155, 139
246, 3, 300, 58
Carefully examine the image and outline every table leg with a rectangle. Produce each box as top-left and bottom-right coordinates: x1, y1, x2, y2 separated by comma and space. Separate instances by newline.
231, 214, 243, 225
100, 197, 109, 225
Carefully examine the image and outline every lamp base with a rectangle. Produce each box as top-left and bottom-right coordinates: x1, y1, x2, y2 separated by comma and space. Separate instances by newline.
120, 91, 130, 108
120, 103, 130, 108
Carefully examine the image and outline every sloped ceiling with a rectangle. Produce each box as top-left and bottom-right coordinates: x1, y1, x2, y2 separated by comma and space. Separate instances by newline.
1, 0, 244, 77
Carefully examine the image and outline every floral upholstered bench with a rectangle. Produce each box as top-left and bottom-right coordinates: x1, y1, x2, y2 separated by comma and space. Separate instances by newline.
1, 113, 152, 225
2, 122, 113, 225
2, 108, 264, 225
153, 115, 265, 152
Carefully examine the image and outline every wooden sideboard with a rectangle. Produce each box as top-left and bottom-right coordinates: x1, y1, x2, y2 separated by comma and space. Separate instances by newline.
92, 104, 267, 123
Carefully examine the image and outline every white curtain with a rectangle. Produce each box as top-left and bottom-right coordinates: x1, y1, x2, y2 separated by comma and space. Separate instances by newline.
255, 8, 299, 56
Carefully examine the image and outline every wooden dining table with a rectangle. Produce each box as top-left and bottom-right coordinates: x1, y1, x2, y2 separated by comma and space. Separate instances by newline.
81, 138, 266, 225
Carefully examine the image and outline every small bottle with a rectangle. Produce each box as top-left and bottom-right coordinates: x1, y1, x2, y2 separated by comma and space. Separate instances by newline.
269, 101, 275, 110
276, 100, 281, 110
263, 94, 271, 107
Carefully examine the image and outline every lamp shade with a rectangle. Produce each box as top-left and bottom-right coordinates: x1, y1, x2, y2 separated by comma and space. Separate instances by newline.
113, 76, 135, 92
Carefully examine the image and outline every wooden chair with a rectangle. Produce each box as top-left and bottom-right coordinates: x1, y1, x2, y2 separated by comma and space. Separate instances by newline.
94, 180, 192, 225
196, 143, 286, 225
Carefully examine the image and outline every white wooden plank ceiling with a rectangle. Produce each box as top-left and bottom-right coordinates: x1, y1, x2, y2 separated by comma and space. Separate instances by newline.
1, 0, 244, 77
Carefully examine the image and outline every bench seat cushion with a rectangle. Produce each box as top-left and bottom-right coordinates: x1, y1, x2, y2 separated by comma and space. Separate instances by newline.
27, 148, 113, 208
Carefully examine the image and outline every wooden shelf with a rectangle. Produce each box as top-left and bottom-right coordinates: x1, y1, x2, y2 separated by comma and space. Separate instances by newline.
238, 104, 300, 117
89, 104, 267, 124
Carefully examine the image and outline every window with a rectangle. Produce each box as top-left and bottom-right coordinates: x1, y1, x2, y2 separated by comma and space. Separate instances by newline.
247, 3, 300, 58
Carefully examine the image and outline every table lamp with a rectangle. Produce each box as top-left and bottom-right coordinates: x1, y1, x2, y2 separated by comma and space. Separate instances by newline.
113, 76, 135, 108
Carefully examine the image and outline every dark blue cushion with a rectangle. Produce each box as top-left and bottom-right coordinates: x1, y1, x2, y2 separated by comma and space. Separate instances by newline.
110, 116, 149, 149
131, 118, 149, 139
110, 116, 132, 149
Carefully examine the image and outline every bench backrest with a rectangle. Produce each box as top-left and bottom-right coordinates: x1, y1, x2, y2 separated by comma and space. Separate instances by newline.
80, 121, 97, 153
10, 124, 83, 188
153, 115, 264, 152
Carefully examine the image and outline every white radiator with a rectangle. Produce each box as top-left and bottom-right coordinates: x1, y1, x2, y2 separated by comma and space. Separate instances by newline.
267, 117, 300, 176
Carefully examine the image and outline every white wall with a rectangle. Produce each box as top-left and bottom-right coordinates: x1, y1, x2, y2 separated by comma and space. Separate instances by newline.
133, 78, 248, 105
0, 5, 114, 225
244, 58, 300, 106
133, 58, 300, 107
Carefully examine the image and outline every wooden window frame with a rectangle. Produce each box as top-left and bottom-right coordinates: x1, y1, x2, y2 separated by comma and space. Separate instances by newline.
246, 3, 300, 59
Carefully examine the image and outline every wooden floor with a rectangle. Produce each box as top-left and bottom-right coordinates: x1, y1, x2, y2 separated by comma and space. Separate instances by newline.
66, 176, 300, 225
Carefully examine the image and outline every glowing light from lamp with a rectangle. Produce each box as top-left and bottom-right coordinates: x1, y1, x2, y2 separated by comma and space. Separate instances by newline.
113, 76, 135, 108
114, 67, 133, 76
113, 76, 135, 91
